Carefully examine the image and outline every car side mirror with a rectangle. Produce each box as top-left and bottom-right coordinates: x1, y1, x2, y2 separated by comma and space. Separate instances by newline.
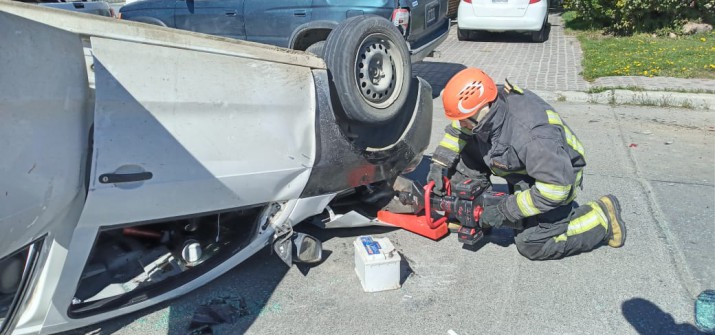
292, 233, 322, 264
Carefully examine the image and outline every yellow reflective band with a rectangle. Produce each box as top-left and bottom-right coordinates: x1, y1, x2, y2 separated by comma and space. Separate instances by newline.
439, 133, 466, 153
566, 203, 608, 236
546, 110, 562, 125
536, 181, 572, 202
451, 120, 472, 135
516, 190, 541, 217
563, 125, 586, 157
553, 234, 568, 243
567, 170, 583, 203
546, 110, 586, 158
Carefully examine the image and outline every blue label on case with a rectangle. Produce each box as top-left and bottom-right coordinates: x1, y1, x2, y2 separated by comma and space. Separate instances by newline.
360, 236, 382, 255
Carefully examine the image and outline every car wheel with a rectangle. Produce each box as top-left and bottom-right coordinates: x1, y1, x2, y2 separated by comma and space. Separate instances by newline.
305, 41, 326, 58
457, 28, 471, 41
323, 15, 411, 124
531, 21, 548, 43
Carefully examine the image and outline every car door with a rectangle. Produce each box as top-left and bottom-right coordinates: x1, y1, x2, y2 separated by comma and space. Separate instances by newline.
174, 0, 246, 39
79, 36, 316, 229
243, 0, 312, 48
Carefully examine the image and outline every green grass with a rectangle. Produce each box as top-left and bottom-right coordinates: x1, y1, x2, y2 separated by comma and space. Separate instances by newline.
561, 11, 715, 81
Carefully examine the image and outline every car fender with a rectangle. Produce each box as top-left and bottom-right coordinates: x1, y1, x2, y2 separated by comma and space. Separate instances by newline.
288, 20, 338, 50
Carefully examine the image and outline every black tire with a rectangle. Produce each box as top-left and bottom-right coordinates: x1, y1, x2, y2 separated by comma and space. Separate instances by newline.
457, 28, 471, 41
305, 41, 326, 58
531, 20, 548, 43
323, 15, 411, 124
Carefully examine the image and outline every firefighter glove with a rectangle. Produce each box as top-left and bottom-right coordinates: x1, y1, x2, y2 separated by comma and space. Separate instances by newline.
480, 199, 516, 228
428, 163, 445, 196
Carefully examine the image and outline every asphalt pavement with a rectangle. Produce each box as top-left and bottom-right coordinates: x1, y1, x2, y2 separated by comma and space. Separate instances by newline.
69, 8, 714, 335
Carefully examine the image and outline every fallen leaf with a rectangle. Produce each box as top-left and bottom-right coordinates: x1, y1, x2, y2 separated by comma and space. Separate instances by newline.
629, 143, 638, 148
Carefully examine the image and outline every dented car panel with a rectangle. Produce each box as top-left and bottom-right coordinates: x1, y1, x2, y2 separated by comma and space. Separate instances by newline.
0, 2, 431, 334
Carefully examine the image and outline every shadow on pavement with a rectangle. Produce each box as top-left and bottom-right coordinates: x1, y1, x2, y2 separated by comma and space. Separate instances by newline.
622, 298, 705, 334
413, 62, 466, 98
463, 24, 552, 44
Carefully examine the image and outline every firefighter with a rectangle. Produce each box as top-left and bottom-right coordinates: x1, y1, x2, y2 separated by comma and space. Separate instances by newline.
428, 68, 626, 260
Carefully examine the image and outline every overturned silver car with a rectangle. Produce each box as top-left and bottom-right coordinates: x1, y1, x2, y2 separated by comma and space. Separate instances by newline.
0, 2, 432, 334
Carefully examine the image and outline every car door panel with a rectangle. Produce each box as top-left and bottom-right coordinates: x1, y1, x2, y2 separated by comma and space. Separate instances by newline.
310, 0, 391, 23
244, 0, 312, 47
82, 36, 316, 227
174, 0, 246, 39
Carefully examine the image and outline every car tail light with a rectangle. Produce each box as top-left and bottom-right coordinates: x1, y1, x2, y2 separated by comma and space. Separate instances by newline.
463, 0, 472, 3
0, 240, 43, 333
391, 8, 409, 35
529, 0, 541, 3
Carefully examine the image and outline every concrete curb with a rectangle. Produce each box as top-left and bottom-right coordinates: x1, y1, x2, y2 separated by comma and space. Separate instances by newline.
533, 89, 715, 111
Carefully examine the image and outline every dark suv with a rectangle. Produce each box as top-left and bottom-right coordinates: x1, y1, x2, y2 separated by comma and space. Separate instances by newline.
118, 0, 449, 62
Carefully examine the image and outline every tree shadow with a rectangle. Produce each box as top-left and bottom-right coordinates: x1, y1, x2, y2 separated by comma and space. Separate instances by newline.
622, 298, 705, 334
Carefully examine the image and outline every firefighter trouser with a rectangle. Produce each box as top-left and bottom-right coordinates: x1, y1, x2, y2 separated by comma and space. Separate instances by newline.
515, 201, 609, 260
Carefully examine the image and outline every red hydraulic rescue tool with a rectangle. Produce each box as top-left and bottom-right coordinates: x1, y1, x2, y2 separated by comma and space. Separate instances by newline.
377, 178, 507, 245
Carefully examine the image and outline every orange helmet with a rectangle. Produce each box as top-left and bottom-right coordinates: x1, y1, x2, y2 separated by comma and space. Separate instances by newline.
442, 68, 497, 120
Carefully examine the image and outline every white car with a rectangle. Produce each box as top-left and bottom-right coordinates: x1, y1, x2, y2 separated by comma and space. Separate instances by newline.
0, 2, 431, 334
457, 0, 549, 42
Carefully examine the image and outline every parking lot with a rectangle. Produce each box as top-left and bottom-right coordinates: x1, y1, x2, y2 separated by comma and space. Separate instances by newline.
55, 11, 715, 335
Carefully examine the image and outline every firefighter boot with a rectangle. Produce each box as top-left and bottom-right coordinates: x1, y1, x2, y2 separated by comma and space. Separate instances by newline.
597, 195, 627, 248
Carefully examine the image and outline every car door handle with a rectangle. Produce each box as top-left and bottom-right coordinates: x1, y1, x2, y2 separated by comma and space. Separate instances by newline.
99, 172, 153, 184
225, 10, 237, 16
293, 10, 306, 17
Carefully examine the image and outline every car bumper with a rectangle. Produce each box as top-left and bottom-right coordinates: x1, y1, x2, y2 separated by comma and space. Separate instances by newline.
408, 19, 450, 63
457, 3, 546, 32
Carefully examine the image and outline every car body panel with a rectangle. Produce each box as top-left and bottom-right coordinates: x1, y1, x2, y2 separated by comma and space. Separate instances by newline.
458, 0, 546, 31
174, 0, 246, 39
244, 0, 312, 47
465, 0, 529, 17
400, 0, 448, 49
0, 2, 432, 334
